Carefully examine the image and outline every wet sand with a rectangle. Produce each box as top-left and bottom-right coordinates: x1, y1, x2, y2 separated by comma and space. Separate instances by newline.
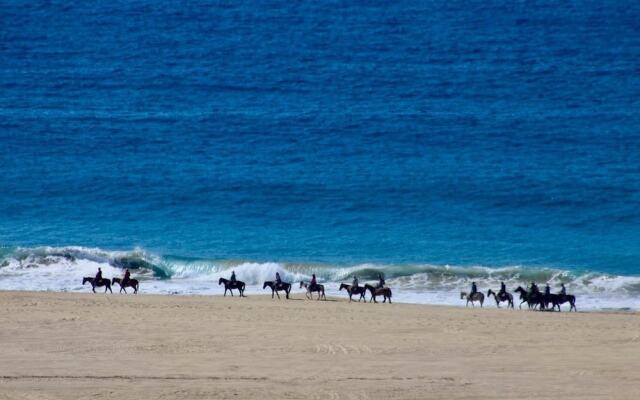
1, 291, 639, 399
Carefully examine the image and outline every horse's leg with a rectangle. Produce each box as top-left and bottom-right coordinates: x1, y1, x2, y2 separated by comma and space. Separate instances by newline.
92, 285, 96, 293
276, 290, 280, 300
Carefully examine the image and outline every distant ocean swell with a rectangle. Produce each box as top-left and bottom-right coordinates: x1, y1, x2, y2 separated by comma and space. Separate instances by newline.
1, 246, 639, 310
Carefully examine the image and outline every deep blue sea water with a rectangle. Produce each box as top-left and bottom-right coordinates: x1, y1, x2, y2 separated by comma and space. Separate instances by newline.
1, 1, 639, 307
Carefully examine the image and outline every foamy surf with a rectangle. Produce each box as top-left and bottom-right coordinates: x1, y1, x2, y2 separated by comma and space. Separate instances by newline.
1, 246, 639, 310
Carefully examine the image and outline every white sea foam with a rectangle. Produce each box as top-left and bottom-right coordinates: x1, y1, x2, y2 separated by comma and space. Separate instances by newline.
1, 246, 639, 310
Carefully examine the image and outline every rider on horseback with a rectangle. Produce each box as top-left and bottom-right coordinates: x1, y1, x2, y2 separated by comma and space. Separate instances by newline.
275, 272, 282, 289
470, 282, 478, 296
230, 270, 237, 283
544, 284, 551, 296
376, 273, 385, 289
498, 281, 506, 298
559, 283, 567, 296
530, 282, 539, 294
352, 275, 359, 290
310, 274, 317, 291
122, 269, 131, 286
95, 268, 102, 283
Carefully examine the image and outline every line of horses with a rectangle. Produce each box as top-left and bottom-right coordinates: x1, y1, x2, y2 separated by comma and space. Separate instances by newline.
218, 277, 392, 303
82, 277, 139, 294
84, 276, 574, 312
460, 287, 577, 312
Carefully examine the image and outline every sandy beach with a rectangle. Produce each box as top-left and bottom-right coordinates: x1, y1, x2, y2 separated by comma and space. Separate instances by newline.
1, 291, 639, 400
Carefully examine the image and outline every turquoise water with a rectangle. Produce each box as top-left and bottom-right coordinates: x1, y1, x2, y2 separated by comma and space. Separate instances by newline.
1, 1, 639, 307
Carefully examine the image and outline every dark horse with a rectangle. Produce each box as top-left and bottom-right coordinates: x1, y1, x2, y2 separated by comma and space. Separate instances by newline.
263, 281, 291, 299
339, 283, 367, 302
514, 286, 545, 310
111, 277, 139, 294
487, 289, 514, 309
219, 278, 246, 297
364, 284, 392, 304
299, 281, 326, 300
543, 293, 578, 312
82, 277, 112, 293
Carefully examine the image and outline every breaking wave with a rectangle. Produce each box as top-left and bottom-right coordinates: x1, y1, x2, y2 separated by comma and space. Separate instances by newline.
1, 246, 639, 310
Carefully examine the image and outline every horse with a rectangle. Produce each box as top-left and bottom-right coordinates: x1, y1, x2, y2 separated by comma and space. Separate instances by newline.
460, 291, 484, 307
514, 286, 545, 310
339, 283, 367, 302
556, 294, 577, 312
364, 284, 392, 304
487, 289, 514, 309
111, 277, 139, 294
299, 281, 326, 300
543, 293, 578, 312
219, 278, 246, 297
263, 281, 291, 299
82, 277, 112, 293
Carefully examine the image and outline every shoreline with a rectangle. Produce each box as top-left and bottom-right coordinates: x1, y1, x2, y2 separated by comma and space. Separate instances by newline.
1, 288, 637, 314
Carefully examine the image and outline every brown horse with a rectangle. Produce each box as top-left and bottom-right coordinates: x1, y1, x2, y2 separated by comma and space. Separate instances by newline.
219, 278, 246, 297
364, 284, 392, 303
460, 291, 484, 307
487, 289, 513, 309
299, 281, 326, 300
339, 283, 367, 302
111, 277, 139, 294
82, 277, 112, 293
263, 281, 291, 299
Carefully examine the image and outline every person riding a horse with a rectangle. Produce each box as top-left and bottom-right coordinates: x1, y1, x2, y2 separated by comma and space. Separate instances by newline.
95, 268, 102, 283
122, 269, 131, 286
352, 275, 359, 289
470, 281, 478, 296
377, 273, 385, 289
530, 282, 539, 294
275, 272, 282, 288
544, 284, 551, 296
230, 270, 237, 283
499, 281, 506, 296
310, 274, 317, 291
560, 283, 567, 296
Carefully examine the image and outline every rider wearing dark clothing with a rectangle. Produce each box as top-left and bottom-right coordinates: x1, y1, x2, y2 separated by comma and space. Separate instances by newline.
310, 274, 317, 290
123, 269, 131, 286
544, 284, 551, 296
498, 281, 506, 299
95, 268, 102, 283
377, 273, 385, 289
275, 272, 282, 288
352, 276, 359, 289
470, 282, 478, 295
530, 282, 539, 294
560, 283, 567, 296
230, 271, 236, 283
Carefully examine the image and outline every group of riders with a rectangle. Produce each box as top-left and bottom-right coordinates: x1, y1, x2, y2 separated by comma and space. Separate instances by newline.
227, 270, 387, 291
94, 267, 131, 286
96, 267, 568, 305
469, 280, 567, 298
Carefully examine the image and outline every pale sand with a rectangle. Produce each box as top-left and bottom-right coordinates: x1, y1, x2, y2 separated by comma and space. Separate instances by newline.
0, 291, 639, 400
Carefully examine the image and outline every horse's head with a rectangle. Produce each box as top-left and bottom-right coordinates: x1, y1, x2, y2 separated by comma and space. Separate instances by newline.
339, 283, 347, 291
263, 281, 269, 289
487, 289, 493, 296
111, 277, 117, 285
299, 281, 305, 288
218, 278, 224, 285
82, 277, 89, 285
460, 291, 467, 299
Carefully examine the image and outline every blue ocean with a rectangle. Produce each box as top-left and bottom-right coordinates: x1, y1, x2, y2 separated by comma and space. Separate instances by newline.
1, 1, 639, 308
